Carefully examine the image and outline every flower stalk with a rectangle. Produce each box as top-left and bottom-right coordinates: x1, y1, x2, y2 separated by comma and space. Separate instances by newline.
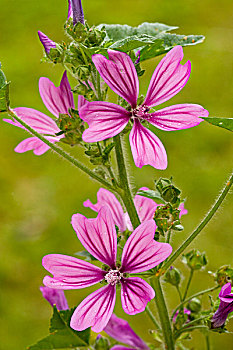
151, 277, 175, 350
162, 171, 233, 273
7, 110, 115, 191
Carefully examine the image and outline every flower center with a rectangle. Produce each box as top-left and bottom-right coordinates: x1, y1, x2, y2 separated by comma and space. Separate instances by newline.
105, 269, 123, 285
131, 105, 150, 120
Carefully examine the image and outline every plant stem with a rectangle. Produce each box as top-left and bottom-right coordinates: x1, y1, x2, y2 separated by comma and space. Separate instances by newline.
170, 285, 219, 322
182, 270, 194, 301
176, 286, 183, 302
8, 110, 115, 191
114, 134, 140, 230
162, 172, 233, 273
174, 325, 208, 339
152, 277, 175, 350
145, 305, 161, 331
205, 334, 210, 350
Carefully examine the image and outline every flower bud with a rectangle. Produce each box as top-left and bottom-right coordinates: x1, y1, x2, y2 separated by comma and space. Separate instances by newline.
215, 265, 233, 286
164, 266, 181, 287
38, 31, 56, 55
94, 335, 110, 350
187, 297, 201, 313
156, 177, 181, 205
77, 65, 90, 80
182, 249, 207, 270
68, 0, 85, 26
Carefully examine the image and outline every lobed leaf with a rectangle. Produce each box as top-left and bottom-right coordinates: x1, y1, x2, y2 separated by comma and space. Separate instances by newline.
28, 307, 90, 349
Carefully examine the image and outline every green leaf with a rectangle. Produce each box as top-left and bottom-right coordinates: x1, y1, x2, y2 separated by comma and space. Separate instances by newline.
28, 307, 90, 350
140, 33, 205, 61
0, 63, 10, 112
109, 34, 155, 52
137, 189, 165, 203
97, 22, 177, 42
202, 117, 233, 133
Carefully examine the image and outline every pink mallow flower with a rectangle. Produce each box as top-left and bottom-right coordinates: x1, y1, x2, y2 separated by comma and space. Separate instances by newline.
79, 46, 208, 169
40, 286, 69, 311
211, 283, 233, 328
104, 313, 149, 350
42, 207, 172, 332
3, 71, 75, 155
84, 187, 187, 232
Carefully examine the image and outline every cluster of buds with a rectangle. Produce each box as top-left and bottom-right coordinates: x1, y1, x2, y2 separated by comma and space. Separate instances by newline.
56, 108, 84, 146
214, 265, 233, 286
152, 178, 184, 237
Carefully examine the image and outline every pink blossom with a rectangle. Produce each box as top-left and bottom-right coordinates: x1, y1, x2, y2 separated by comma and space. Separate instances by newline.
3, 71, 74, 155
79, 46, 208, 169
40, 286, 69, 310
211, 283, 233, 328
42, 207, 172, 332
83, 187, 187, 231
104, 313, 149, 350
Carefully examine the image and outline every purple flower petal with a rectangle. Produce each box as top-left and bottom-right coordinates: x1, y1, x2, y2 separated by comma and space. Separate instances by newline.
38, 31, 56, 55
40, 286, 69, 310
80, 101, 130, 142
78, 95, 88, 110
179, 202, 188, 218
92, 50, 139, 108
42, 254, 104, 289
83, 188, 126, 232
70, 0, 85, 25
121, 277, 155, 315
129, 120, 167, 169
12, 107, 60, 134
148, 104, 208, 131
70, 284, 116, 332
104, 314, 149, 350
72, 206, 117, 268
121, 220, 172, 274
67, 0, 73, 19
14, 136, 59, 155
219, 283, 233, 303
143, 46, 191, 108
39, 71, 74, 118
111, 346, 135, 350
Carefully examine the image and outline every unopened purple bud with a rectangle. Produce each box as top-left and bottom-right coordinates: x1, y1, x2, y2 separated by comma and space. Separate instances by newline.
69, 0, 85, 25
135, 50, 141, 65
40, 286, 69, 311
38, 31, 56, 55
211, 283, 233, 328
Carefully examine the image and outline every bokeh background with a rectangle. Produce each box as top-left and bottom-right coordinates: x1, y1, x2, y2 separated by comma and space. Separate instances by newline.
0, 0, 233, 349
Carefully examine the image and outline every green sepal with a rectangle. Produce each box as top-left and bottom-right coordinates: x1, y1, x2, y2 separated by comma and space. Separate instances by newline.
0, 63, 10, 112
136, 189, 165, 204
202, 117, 233, 133
74, 250, 97, 261
28, 306, 90, 349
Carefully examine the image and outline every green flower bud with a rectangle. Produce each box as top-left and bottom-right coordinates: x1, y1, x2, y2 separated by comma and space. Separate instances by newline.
76, 65, 90, 80
187, 297, 201, 313
94, 336, 110, 350
182, 249, 207, 270
155, 178, 181, 206
215, 265, 233, 286
72, 82, 89, 95
164, 266, 181, 286
154, 203, 181, 234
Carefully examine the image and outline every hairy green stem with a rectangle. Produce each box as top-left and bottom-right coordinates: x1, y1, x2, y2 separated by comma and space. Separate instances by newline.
114, 134, 140, 230
152, 277, 175, 350
205, 334, 210, 350
174, 325, 208, 339
182, 269, 194, 301
170, 285, 219, 322
176, 286, 183, 302
145, 305, 161, 331
162, 172, 233, 273
8, 110, 115, 191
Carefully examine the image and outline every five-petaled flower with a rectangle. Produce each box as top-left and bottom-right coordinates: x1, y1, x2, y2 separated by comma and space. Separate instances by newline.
3, 71, 76, 155
79, 46, 209, 169
84, 187, 187, 232
211, 283, 233, 328
42, 207, 172, 332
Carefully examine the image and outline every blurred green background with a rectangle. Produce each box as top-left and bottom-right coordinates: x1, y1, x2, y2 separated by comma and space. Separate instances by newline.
0, 0, 233, 349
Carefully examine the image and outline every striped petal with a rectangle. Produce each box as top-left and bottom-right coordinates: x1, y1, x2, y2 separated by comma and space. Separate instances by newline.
143, 46, 191, 108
